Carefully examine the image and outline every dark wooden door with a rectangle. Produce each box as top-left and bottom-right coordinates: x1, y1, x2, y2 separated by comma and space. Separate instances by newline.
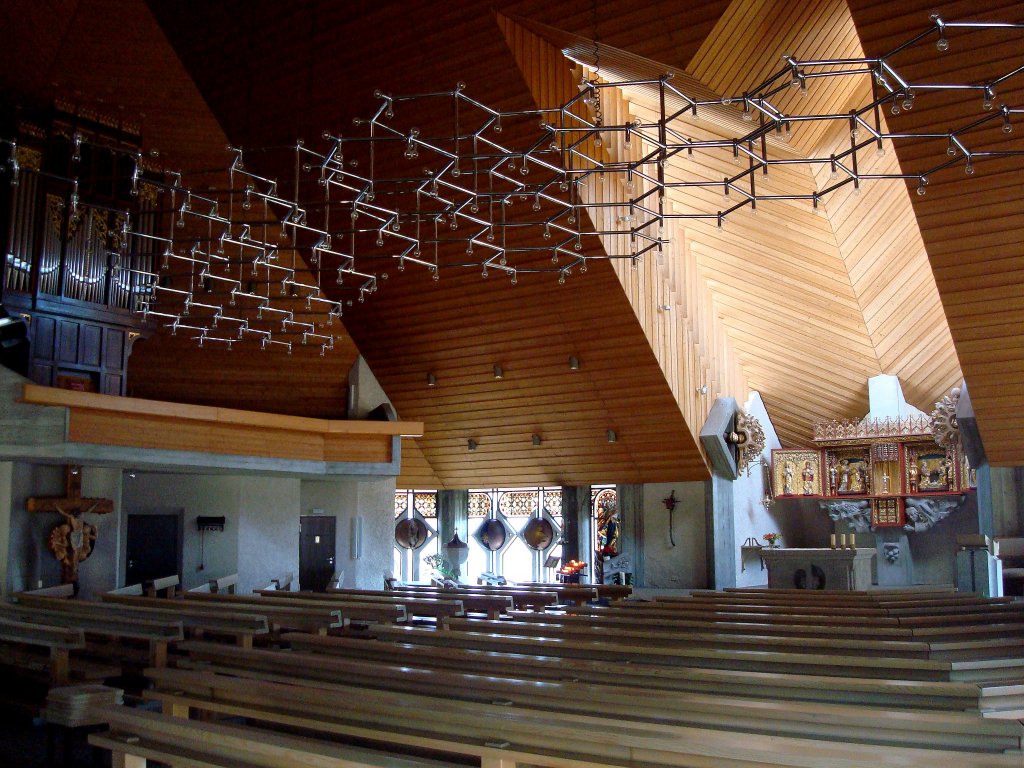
299, 515, 336, 592
126, 513, 181, 586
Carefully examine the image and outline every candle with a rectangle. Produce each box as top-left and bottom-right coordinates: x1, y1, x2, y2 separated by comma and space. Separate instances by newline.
849, 533, 855, 549
840, 533, 847, 547
830, 533, 837, 549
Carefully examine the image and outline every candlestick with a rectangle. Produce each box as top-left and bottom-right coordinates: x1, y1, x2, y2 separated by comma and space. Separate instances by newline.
830, 533, 837, 549
840, 533, 847, 547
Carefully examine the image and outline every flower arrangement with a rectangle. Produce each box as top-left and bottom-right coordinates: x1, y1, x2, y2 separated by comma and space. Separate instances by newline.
599, 544, 617, 557
763, 532, 781, 548
423, 553, 458, 581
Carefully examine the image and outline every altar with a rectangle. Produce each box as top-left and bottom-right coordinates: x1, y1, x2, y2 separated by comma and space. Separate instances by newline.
762, 547, 874, 590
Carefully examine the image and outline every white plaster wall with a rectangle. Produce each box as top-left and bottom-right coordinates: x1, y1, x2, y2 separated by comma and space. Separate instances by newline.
642, 482, 706, 588
121, 473, 240, 591
237, 476, 301, 595
300, 476, 396, 590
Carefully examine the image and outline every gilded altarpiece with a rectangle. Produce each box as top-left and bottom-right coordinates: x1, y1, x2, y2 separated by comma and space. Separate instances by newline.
772, 415, 974, 532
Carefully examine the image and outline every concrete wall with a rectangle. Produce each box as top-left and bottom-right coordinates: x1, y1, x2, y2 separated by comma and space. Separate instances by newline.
8, 463, 66, 593
642, 482, 706, 588
300, 476, 397, 590
733, 392, 787, 587
121, 473, 241, 591
0, 462, 12, 599
77, 466, 122, 599
237, 476, 301, 595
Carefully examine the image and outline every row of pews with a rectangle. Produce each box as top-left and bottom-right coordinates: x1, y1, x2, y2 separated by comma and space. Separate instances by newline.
0, 577, 621, 695
6, 582, 1024, 767
98, 587, 1024, 767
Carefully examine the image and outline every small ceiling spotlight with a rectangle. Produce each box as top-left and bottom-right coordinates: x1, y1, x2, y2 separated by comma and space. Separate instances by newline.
568, 356, 580, 370
697, 384, 708, 395
426, 372, 437, 387
493, 364, 503, 380
532, 434, 542, 446
660, 304, 672, 311
607, 429, 617, 443
127, 470, 137, 479
468, 439, 478, 451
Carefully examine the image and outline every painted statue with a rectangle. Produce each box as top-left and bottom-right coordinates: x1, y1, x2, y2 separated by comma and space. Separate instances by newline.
801, 461, 814, 495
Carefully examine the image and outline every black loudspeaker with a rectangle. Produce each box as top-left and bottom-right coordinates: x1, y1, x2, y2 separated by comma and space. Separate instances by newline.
367, 402, 397, 421
0, 305, 29, 377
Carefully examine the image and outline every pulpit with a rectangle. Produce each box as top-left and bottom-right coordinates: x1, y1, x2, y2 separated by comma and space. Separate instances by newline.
762, 547, 874, 590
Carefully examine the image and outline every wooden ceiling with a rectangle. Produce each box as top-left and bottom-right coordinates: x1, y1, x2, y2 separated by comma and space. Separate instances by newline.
2, 0, 1020, 484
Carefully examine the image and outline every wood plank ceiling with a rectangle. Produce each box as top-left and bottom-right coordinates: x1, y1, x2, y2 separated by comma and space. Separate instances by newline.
2, 0, 1019, 483
846, 0, 1024, 467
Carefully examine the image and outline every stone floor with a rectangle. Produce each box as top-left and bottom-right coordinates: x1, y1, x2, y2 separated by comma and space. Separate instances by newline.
0, 711, 108, 768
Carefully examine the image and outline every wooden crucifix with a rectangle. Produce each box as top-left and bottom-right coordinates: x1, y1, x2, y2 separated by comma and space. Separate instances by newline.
27, 465, 114, 588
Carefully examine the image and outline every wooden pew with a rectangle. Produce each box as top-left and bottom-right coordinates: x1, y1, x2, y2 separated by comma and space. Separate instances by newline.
368, 624, 1024, 682
517, 582, 633, 601
254, 589, 464, 625
20, 583, 76, 598
142, 665, 1024, 768
328, 587, 513, 618
506, 607, 1024, 642
996, 537, 1024, 595
145, 574, 180, 598
0, 602, 183, 667
405, 582, 598, 607
182, 591, 405, 627
90, 705, 464, 768
397, 586, 559, 612
675, 592, 1016, 611
281, 633, 1006, 712
17, 594, 270, 648
172, 641, 1023, 753
211, 573, 238, 594
444, 616, 1024, 662
106, 583, 144, 596
566, 600, 1024, 624
0, 616, 87, 687
102, 593, 345, 636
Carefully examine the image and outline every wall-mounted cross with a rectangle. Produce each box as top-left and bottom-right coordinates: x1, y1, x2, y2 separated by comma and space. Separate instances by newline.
27, 465, 113, 586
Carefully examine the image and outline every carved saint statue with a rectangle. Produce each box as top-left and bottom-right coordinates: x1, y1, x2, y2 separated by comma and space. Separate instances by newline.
801, 461, 814, 495
828, 464, 837, 495
908, 462, 919, 493
783, 462, 794, 495
881, 472, 890, 495
944, 457, 954, 488
856, 464, 869, 494
837, 460, 850, 493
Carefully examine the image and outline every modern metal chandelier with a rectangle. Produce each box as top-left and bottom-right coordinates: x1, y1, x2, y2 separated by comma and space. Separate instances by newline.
3, 14, 1022, 355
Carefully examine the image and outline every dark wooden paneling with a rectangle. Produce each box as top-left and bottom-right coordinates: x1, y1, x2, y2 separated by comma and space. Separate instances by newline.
80, 323, 102, 368
58, 320, 79, 364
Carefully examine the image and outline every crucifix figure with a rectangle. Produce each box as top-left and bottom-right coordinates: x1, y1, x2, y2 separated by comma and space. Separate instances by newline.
27, 466, 113, 590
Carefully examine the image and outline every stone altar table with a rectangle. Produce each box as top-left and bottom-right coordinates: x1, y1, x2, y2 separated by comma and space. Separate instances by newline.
762, 547, 874, 590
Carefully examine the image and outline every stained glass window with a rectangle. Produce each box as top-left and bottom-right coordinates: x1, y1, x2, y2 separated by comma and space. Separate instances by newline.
393, 489, 438, 582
